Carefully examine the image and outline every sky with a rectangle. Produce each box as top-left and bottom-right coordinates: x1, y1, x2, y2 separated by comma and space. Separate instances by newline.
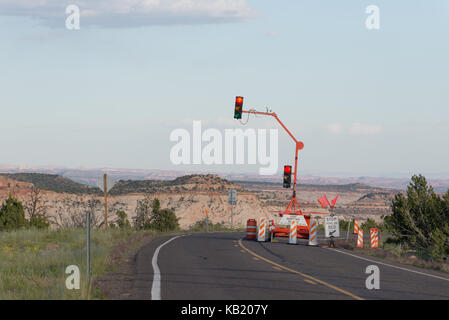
0, 0, 448, 178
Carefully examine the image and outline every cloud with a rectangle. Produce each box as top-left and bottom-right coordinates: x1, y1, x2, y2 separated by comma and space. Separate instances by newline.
327, 122, 382, 135
327, 123, 343, 134
349, 122, 382, 135
0, 0, 254, 27
265, 31, 277, 37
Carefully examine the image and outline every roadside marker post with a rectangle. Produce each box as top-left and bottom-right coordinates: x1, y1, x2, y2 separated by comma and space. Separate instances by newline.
257, 217, 266, 242
308, 219, 318, 246
269, 220, 275, 242
353, 219, 359, 234
228, 189, 237, 229
346, 219, 351, 241
104, 173, 108, 228
289, 220, 297, 244
96, 174, 115, 229
357, 229, 364, 248
370, 228, 379, 248
86, 211, 91, 286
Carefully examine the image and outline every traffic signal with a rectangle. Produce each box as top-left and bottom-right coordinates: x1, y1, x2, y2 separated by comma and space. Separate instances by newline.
283, 165, 292, 188
234, 96, 243, 119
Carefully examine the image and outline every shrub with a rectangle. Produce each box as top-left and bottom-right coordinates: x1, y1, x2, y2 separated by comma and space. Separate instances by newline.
0, 196, 28, 231
189, 219, 232, 232
361, 218, 382, 232
134, 196, 152, 230
29, 215, 50, 229
148, 208, 179, 232
115, 210, 130, 229
135, 197, 179, 231
383, 174, 449, 261
339, 219, 353, 231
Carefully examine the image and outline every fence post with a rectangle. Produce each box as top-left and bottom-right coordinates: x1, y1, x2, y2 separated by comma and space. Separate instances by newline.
86, 211, 91, 285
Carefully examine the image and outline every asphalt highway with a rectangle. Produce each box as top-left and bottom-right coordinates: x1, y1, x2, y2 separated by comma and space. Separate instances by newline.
130, 232, 449, 300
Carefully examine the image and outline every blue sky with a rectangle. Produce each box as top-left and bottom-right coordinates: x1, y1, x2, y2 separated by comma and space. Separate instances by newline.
0, 1, 448, 178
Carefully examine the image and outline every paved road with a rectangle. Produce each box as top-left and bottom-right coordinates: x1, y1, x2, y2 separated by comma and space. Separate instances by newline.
131, 232, 449, 300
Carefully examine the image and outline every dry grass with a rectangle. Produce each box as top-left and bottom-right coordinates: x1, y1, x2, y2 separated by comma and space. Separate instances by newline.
0, 228, 153, 299
335, 238, 449, 273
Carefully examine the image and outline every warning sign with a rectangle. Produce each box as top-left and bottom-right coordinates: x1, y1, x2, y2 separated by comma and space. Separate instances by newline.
325, 216, 340, 238
279, 214, 307, 227
228, 189, 237, 205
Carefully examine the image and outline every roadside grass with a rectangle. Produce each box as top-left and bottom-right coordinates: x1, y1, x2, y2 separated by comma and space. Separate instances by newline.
0, 228, 154, 299
189, 224, 245, 233
335, 238, 449, 274
188, 219, 245, 233
0, 226, 248, 300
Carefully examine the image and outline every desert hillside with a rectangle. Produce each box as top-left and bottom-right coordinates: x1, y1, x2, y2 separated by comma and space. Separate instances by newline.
2, 165, 448, 192
109, 174, 243, 195
0, 173, 396, 228
0, 173, 101, 195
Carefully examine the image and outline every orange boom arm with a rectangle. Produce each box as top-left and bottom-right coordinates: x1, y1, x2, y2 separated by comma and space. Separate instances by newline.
242, 110, 304, 215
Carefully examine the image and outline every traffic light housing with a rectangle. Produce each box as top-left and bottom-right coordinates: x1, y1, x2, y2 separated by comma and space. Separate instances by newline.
283, 165, 292, 188
234, 96, 243, 119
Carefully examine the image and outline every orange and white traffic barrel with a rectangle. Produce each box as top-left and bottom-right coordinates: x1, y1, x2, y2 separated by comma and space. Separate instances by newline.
289, 220, 297, 244
353, 219, 359, 234
370, 228, 379, 248
257, 217, 266, 242
246, 219, 257, 240
308, 219, 318, 246
357, 229, 364, 248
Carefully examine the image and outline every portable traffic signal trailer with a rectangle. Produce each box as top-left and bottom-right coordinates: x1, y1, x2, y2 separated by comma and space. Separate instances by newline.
233, 96, 329, 239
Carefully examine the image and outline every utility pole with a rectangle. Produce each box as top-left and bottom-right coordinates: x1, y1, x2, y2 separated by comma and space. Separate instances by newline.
104, 173, 108, 228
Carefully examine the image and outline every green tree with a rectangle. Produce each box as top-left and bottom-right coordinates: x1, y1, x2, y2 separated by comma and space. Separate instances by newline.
29, 214, 50, 229
339, 219, 353, 232
149, 208, 179, 232
151, 198, 161, 215
144, 198, 179, 231
134, 197, 179, 231
116, 210, 130, 229
383, 174, 449, 260
0, 196, 28, 230
134, 196, 152, 230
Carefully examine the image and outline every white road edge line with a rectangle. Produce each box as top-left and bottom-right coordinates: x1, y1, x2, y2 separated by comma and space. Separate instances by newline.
328, 248, 449, 282
151, 235, 184, 300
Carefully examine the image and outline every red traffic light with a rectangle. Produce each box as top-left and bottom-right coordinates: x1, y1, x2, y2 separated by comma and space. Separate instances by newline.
234, 96, 243, 119
283, 165, 292, 188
